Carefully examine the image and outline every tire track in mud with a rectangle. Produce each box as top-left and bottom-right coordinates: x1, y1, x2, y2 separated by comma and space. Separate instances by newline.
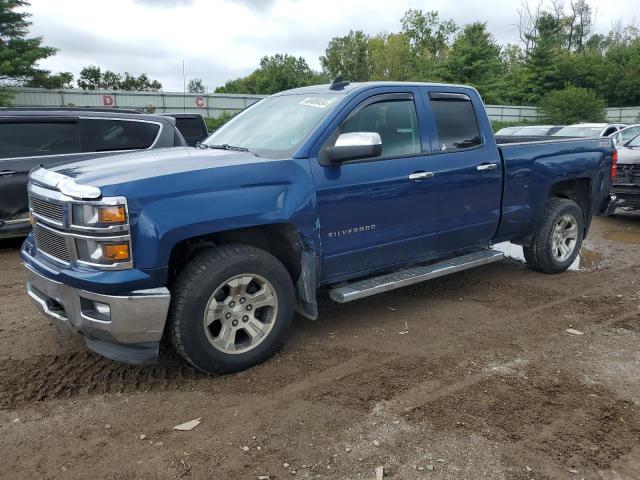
0, 345, 356, 409
404, 364, 640, 476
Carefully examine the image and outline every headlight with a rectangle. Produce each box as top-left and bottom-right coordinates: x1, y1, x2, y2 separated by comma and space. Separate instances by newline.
75, 238, 131, 265
72, 204, 127, 227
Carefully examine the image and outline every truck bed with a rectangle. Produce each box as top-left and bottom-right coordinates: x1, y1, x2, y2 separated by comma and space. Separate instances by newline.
494, 136, 614, 243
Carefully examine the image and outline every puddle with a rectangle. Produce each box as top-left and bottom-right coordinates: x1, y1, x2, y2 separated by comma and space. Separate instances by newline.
603, 231, 640, 245
493, 242, 602, 271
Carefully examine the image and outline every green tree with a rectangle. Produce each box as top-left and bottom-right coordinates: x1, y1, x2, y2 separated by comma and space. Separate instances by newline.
538, 84, 606, 123
441, 22, 502, 103
368, 32, 413, 81
0, 87, 11, 105
499, 44, 528, 104
187, 77, 205, 93
400, 9, 456, 59
599, 35, 640, 107
216, 54, 326, 94
77, 65, 162, 91
0, 0, 71, 91
523, 13, 565, 104
319, 30, 371, 81
400, 9, 457, 80
27, 71, 73, 88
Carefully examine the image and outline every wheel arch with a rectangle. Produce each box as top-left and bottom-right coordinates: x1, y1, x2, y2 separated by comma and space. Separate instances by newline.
167, 223, 305, 287
547, 177, 592, 233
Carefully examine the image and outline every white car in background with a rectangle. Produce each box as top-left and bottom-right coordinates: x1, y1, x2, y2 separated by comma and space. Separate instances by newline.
610, 124, 640, 145
553, 123, 627, 138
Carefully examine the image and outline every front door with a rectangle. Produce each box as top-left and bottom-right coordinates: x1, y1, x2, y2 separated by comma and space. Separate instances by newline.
309, 89, 440, 282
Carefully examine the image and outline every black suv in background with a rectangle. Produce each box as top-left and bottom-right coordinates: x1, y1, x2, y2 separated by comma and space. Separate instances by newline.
0, 108, 186, 239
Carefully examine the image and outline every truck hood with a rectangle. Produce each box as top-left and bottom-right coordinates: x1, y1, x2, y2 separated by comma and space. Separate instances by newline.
51, 146, 268, 188
617, 146, 640, 165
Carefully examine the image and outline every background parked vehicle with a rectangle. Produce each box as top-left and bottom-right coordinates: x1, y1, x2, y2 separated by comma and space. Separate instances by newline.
553, 123, 627, 138
494, 126, 523, 136
163, 113, 209, 146
0, 108, 186, 239
21, 81, 616, 374
611, 134, 640, 210
494, 125, 563, 139
511, 125, 564, 136
610, 124, 640, 145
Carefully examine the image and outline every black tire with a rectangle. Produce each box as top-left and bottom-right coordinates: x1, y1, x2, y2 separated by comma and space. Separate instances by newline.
523, 197, 585, 274
168, 244, 295, 374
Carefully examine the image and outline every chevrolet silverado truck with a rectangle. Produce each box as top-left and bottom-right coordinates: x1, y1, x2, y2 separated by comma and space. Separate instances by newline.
21, 81, 617, 373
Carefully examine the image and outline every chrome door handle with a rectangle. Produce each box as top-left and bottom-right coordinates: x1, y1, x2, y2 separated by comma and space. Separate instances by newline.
476, 163, 497, 171
408, 171, 434, 181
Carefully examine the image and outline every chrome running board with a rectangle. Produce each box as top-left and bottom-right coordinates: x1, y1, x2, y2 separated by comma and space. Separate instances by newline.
329, 249, 504, 303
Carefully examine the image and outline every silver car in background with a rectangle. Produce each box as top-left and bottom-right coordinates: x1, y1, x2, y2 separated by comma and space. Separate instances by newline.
610, 124, 640, 145
553, 123, 627, 138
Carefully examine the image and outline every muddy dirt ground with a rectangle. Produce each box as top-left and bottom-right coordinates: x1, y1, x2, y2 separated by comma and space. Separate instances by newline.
1, 213, 639, 480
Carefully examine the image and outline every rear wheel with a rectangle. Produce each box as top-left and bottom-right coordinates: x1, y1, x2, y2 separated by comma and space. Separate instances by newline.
523, 198, 584, 274
168, 244, 295, 373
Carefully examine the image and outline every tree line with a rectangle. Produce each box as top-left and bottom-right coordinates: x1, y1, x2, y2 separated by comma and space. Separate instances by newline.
215, 2, 640, 122
2, 0, 639, 123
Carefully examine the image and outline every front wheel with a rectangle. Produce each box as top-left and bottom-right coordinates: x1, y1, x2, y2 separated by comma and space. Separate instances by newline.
168, 245, 295, 373
523, 198, 585, 274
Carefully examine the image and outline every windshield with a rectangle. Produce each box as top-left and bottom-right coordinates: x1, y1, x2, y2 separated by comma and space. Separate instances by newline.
627, 133, 640, 147
553, 125, 603, 137
620, 127, 640, 145
203, 93, 343, 157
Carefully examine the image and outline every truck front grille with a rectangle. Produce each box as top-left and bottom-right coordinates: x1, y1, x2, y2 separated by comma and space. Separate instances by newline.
29, 195, 64, 223
33, 224, 71, 263
616, 164, 640, 184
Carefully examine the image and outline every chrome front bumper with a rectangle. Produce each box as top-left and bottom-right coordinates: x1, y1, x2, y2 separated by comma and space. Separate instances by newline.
25, 263, 171, 346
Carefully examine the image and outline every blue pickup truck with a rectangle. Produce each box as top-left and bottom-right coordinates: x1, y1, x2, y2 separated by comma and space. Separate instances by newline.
21, 81, 617, 373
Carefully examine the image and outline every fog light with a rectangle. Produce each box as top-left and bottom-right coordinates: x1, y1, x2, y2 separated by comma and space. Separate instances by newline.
80, 298, 111, 322
101, 242, 130, 262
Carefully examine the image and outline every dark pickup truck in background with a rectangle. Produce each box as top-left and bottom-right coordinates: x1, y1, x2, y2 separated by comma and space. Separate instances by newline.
21, 81, 617, 373
163, 113, 209, 146
0, 108, 186, 239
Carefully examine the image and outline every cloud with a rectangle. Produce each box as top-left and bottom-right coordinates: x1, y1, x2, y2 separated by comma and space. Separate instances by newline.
133, 0, 194, 6
26, 0, 640, 92
227, 0, 278, 11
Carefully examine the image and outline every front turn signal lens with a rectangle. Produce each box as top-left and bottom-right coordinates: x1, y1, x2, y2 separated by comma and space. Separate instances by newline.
98, 205, 127, 224
101, 243, 130, 262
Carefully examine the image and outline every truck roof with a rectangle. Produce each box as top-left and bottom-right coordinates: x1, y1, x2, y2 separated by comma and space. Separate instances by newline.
274, 81, 476, 96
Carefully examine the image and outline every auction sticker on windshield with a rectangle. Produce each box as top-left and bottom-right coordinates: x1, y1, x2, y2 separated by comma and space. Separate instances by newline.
299, 97, 334, 109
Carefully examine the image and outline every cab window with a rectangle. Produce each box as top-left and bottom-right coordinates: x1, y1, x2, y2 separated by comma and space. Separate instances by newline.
340, 97, 421, 158
429, 93, 482, 151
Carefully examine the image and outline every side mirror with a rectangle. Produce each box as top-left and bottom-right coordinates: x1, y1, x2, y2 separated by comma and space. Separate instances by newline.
326, 132, 382, 162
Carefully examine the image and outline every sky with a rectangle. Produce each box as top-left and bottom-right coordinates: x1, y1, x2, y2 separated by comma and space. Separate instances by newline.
25, 0, 638, 92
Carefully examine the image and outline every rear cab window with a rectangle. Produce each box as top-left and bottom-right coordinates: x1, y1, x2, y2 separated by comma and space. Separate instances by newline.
174, 117, 207, 139
0, 119, 82, 159
81, 119, 160, 152
428, 92, 482, 152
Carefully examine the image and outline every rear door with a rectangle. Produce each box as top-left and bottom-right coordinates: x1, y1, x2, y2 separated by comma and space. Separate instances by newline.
309, 88, 440, 281
420, 90, 503, 252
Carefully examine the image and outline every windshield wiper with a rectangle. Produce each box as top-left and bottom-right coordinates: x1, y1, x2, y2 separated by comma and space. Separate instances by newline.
204, 143, 250, 152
